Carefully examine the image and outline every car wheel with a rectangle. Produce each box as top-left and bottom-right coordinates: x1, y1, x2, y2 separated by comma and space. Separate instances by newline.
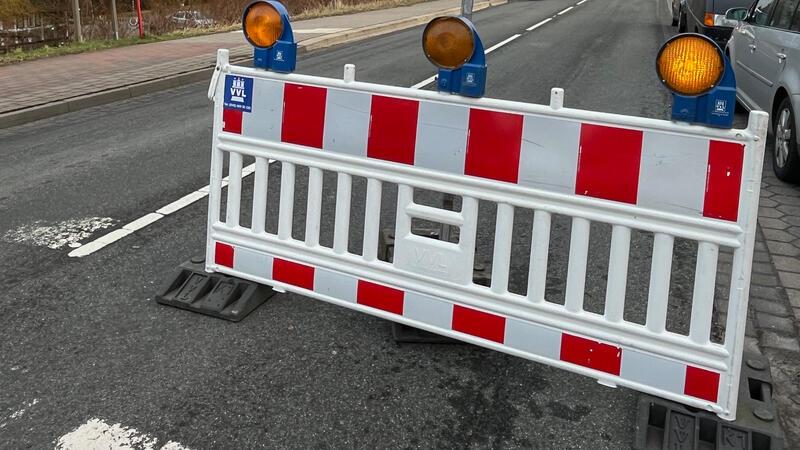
678, 10, 687, 33
772, 97, 800, 183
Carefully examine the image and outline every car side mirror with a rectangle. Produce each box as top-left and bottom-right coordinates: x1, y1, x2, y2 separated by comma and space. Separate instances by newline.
725, 7, 749, 21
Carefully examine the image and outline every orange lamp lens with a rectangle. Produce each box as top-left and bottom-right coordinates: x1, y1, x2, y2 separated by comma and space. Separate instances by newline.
704, 12, 715, 26
422, 17, 475, 69
656, 35, 724, 96
243, 2, 283, 48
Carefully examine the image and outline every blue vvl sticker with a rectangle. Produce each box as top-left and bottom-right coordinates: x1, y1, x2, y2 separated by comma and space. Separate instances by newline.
712, 99, 728, 116
224, 75, 253, 112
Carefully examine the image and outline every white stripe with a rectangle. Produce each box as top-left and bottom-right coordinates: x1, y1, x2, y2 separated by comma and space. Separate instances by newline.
517, 115, 581, 194
323, 88, 372, 157
504, 318, 562, 360
410, 74, 437, 90
156, 191, 209, 215
404, 292, 453, 330
526, 17, 552, 31
123, 212, 164, 232
314, 268, 358, 302
485, 34, 522, 54
242, 78, 284, 141
638, 132, 709, 215
234, 247, 274, 280
620, 349, 685, 394
577, 0, 587, 5
558, 6, 574, 15
414, 102, 469, 174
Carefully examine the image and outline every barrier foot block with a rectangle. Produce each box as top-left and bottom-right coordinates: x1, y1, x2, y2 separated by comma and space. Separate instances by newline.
380, 228, 490, 344
633, 353, 784, 450
155, 259, 275, 322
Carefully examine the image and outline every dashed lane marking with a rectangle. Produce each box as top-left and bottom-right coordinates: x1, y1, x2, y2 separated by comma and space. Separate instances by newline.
558, 6, 574, 15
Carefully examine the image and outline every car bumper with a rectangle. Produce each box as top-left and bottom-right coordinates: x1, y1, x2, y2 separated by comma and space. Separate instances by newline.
696, 23, 733, 48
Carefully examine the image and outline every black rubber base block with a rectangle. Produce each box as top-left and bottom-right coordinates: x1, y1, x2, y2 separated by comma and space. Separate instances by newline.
155, 259, 275, 322
634, 353, 784, 450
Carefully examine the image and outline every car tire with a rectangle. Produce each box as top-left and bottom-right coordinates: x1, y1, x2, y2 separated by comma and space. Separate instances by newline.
678, 10, 687, 33
772, 97, 800, 183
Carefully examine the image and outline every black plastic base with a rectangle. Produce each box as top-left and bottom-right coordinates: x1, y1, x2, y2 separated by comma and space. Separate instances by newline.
634, 353, 784, 450
155, 259, 274, 322
379, 227, 490, 344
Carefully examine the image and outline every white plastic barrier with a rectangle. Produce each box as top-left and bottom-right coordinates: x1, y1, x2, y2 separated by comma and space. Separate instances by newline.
205, 49, 768, 420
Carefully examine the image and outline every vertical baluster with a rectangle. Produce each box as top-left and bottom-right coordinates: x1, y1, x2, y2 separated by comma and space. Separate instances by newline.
305, 167, 324, 247
689, 242, 719, 344
564, 217, 591, 313
527, 211, 551, 303
251, 157, 269, 234
491, 203, 515, 294
277, 162, 295, 240
362, 178, 382, 261
333, 173, 352, 254
604, 225, 631, 322
225, 152, 243, 227
645, 233, 675, 333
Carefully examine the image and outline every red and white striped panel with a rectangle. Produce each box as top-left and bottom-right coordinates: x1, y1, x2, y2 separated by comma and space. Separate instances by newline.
214, 241, 722, 405
220, 79, 745, 222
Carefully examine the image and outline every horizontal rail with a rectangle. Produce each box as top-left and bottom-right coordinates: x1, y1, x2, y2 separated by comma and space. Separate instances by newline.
405, 203, 465, 227
223, 64, 764, 144
210, 224, 731, 372
217, 135, 745, 248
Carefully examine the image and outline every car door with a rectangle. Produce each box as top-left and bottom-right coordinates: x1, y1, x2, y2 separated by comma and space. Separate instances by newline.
734, 0, 779, 109
752, 0, 800, 108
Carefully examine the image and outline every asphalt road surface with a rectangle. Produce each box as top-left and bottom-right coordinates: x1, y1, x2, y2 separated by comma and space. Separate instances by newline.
0, 0, 702, 447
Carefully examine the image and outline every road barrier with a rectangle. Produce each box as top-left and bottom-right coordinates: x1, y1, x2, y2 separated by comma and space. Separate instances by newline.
204, 48, 768, 421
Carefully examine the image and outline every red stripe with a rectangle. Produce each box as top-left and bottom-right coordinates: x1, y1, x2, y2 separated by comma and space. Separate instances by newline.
684, 366, 720, 402
451, 305, 506, 343
272, 258, 315, 290
703, 140, 744, 221
464, 109, 523, 183
367, 95, 419, 165
214, 242, 234, 268
222, 109, 242, 134
281, 83, 327, 149
575, 124, 643, 204
559, 333, 621, 375
356, 280, 404, 315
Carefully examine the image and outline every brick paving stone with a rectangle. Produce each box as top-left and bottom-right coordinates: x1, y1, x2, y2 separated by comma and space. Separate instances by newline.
759, 197, 779, 208
779, 271, 800, 289
767, 241, 800, 257
784, 215, 800, 227
745, 336, 763, 355
752, 261, 775, 274
751, 273, 779, 285
762, 228, 796, 243
774, 195, 800, 206
753, 251, 771, 263
758, 217, 791, 230
751, 298, 790, 317
778, 204, 800, 216
788, 226, 800, 239
759, 206, 784, 219
794, 307, 800, 322
773, 255, 800, 273
769, 185, 800, 196
760, 330, 800, 352
788, 289, 800, 308
756, 312, 796, 333
750, 284, 783, 301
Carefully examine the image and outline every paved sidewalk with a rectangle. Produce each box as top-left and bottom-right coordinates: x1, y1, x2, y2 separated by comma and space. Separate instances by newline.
0, 0, 500, 118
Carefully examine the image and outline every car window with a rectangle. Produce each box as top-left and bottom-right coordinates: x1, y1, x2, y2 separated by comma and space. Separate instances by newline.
771, 0, 800, 28
753, 0, 780, 25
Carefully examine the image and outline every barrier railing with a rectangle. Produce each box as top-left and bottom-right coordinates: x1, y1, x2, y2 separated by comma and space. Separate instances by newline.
205, 49, 768, 420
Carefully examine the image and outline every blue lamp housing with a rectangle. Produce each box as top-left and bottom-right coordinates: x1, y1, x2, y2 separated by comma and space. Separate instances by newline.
662, 35, 736, 129
245, 0, 297, 73
434, 18, 487, 98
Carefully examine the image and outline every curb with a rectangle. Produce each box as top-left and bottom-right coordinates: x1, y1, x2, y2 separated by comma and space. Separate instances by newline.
0, 0, 507, 130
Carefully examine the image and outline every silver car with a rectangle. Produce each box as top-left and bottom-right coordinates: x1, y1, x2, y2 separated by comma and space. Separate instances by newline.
726, 0, 800, 182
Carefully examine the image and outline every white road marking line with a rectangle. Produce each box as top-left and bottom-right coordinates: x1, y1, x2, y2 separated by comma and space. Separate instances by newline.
56, 418, 192, 450
526, 17, 552, 31
411, 74, 438, 89
485, 33, 522, 54
577, 0, 588, 5
4, 217, 115, 250
69, 161, 260, 257
558, 6, 574, 15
